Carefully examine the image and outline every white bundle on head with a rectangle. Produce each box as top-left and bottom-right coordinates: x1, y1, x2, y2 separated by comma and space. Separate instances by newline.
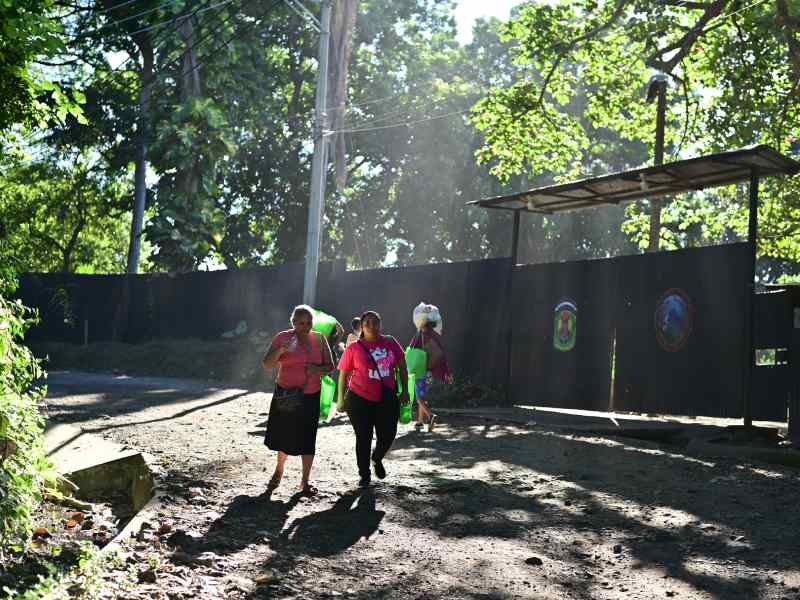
412, 302, 443, 334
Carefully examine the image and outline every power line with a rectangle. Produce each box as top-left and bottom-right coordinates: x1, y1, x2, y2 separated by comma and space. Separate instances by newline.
708, 0, 771, 24
107, 0, 243, 99
68, 0, 187, 40
325, 108, 471, 135
103, 0, 231, 77
140, 0, 284, 110
95, 0, 148, 15
127, 0, 235, 36
337, 88, 487, 130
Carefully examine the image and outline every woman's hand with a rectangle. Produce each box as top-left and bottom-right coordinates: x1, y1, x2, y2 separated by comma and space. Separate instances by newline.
306, 362, 333, 376
445, 373, 454, 385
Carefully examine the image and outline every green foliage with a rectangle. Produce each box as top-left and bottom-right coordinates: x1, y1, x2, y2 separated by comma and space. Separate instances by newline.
9, 0, 798, 275
2, 541, 113, 600
0, 1, 83, 136
147, 97, 236, 271
0, 154, 133, 273
470, 0, 800, 273
0, 271, 48, 548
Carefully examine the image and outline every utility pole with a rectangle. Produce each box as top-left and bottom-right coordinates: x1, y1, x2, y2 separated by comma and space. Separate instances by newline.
647, 71, 668, 253
302, 0, 332, 306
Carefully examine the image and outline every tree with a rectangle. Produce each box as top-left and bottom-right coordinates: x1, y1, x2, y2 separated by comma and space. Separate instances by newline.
0, 154, 132, 274
470, 0, 800, 273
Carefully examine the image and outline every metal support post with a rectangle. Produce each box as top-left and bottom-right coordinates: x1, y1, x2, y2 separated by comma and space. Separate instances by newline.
302, 0, 332, 307
743, 171, 759, 428
647, 73, 667, 253
504, 210, 522, 401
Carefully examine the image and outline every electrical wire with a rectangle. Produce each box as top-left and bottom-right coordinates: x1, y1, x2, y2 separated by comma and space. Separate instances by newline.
127, 0, 234, 35
139, 0, 284, 109
107, 0, 243, 98
68, 0, 187, 40
325, 108, 471, 135
707, 0, 771, 24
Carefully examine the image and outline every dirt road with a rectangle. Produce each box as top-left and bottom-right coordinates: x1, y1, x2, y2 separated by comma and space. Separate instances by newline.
45, 372, 800, 599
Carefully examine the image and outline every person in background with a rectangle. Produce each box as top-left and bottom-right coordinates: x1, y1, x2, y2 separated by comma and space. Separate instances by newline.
336, 310, 409, 488
262, 305, 334, 495
345, 317, 361, 348
409, 305, 453, 432
329, 319, 346, 364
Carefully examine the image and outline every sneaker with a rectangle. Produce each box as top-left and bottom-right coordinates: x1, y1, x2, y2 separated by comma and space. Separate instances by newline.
372, 457, 386, 480
358, 475, 371, 488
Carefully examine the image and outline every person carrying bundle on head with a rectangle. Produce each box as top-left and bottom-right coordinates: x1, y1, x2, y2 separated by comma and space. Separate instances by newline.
407, 302, 453, 432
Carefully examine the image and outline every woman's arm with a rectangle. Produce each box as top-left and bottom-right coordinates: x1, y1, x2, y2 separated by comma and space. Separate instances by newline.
307, 333, 334, 375
397, 354, 410, 405
262, 339, 287, 371
423, 334, 444, 369
337, 368, 349, 410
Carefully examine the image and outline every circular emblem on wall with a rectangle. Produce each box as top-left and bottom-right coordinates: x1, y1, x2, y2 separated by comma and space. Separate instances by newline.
654, 288, 694, 352
553, 300, 577, 352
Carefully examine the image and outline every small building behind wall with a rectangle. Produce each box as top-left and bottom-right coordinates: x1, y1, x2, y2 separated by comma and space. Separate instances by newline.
469, 145, 800, 432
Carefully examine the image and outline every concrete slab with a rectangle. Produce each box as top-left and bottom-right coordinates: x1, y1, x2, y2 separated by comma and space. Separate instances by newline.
68, 452, 156, 512
45, 422, 138, 475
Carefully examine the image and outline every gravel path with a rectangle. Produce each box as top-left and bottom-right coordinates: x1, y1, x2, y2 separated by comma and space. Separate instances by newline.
45, 371, 800, 600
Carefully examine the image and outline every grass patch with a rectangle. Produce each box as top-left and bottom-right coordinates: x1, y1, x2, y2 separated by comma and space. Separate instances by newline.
30, 338, 274, 387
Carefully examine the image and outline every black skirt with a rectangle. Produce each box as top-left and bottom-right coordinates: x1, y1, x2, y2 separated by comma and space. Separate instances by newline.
264, 386, 321, 456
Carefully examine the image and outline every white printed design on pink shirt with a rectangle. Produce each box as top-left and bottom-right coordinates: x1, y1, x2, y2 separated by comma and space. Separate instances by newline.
367, 347, 394, 381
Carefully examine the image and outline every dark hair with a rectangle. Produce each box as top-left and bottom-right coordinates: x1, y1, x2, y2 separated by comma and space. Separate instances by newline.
360, 310, 381, 323
351, 317, 361, 330
358, 310, 381, 338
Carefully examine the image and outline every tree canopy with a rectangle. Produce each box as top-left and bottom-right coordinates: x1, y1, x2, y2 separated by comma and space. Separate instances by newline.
1, 0, 799, 279
470, 0, 800, 272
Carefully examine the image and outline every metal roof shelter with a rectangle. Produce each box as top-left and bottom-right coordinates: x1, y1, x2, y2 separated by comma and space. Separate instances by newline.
470, 145, 800, 429
469, 145, 799, 214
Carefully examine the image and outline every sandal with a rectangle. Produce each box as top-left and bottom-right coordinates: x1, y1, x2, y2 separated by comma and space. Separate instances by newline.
414, 422, 424, 431
300, 483, 318, 496
428, 414, 438, 432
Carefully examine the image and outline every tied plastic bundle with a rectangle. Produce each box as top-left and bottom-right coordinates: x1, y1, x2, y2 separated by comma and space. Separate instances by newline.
412, 302, 443, 334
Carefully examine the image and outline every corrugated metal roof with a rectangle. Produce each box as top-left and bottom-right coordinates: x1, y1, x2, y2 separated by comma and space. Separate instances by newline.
469, 145, 800, 214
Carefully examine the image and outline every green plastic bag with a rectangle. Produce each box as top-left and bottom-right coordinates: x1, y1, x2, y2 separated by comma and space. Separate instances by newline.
320, 375, 335, 421
311, 309, 338, 337
405, 346, 428, 378
398, 373, 415, 424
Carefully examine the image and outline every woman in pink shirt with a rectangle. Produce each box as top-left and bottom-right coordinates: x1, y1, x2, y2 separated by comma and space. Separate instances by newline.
262, 305, 333, 495
336, 310, 410, 487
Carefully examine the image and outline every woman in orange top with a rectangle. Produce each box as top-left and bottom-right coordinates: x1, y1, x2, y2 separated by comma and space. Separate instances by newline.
262, 305, 333, 495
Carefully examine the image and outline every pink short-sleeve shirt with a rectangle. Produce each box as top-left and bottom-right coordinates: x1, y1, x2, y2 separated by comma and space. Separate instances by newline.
272, 330, 324, 394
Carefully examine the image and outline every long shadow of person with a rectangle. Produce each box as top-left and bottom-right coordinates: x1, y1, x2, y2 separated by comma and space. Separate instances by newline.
183, 490, 301, 558
274, 489, 384, 558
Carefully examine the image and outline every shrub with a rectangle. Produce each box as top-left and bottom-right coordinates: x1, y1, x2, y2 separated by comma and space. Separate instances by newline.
0, 272, 48, 549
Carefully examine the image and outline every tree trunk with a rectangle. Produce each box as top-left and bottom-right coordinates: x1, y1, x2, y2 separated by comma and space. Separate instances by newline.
62, 209, 86, 274
178, 7, 201, 202
328, 0, 358, 191
127, 32, 154, 274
